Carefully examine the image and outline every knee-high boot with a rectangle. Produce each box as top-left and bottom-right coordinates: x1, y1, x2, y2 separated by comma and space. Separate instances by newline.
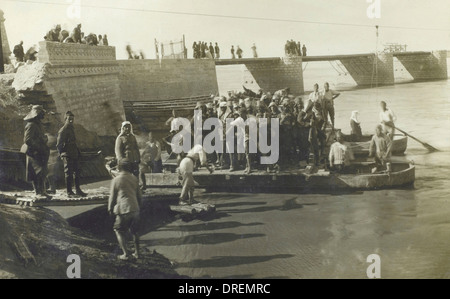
75, 176, 87, 197
66, 175, 75, 196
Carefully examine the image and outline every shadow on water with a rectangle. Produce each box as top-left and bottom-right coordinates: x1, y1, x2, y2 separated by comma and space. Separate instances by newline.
176, 254, 294, 269
220, 197, 316, 214
214, 201, 268, 208
144, 233, 266, 247
68, 197, 180, 241
158, 221, 264, 232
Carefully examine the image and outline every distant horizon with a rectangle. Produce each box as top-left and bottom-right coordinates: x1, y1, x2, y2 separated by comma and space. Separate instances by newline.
2, 0, 450, 60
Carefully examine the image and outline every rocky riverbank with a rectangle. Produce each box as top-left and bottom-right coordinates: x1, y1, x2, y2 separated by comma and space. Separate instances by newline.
0, 186, 186, 279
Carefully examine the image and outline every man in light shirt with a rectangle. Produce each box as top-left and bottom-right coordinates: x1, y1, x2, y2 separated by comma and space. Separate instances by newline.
379, 101, 397, 140
329, 132, 354, 173
304, 83, 322, 112
321, 82, 341, 129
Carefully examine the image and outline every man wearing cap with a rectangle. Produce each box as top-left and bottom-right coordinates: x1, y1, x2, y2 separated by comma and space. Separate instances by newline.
115, 121, 141, 178
108, 158, 142, 260
23, 105, 50, 197
57, 111, 87, 197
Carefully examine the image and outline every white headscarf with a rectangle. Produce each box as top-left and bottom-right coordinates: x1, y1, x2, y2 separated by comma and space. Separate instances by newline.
350, 111, 360, 124
119, 121, 135, 137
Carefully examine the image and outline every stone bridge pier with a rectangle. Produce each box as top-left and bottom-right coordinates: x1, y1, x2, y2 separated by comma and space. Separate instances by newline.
216, 57, 304, 95
394, 51, 448, 81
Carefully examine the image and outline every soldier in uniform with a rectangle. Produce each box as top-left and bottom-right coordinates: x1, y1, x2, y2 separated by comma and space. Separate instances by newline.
57, 111, 87, 197
23, 105, 50, 197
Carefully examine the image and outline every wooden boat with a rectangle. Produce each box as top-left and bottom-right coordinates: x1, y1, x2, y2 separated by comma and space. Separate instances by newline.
345, 134, 408, 156
143, 162, 415, 193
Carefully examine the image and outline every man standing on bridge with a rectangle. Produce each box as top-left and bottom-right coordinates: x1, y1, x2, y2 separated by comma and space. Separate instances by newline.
215, 43, 220, 59
13, 41, 25, 62
57, 111, 87, 197
251, 43, 258, 58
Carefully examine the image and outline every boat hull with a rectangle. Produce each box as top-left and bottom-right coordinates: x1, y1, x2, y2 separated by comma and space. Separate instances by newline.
144, 163, 415, 193
349, 135, 408, 156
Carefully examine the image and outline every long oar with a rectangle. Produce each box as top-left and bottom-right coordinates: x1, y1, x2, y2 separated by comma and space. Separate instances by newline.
395, 127, 439, 152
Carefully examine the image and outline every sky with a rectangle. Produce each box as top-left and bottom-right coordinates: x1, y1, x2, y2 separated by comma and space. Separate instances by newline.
2, 0, 450, 59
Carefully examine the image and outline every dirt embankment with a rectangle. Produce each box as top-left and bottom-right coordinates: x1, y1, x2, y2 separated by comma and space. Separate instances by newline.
0, 204, 183, 279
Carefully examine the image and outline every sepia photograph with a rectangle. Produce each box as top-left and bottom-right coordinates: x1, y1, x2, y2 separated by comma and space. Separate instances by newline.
0, 0, 449, 283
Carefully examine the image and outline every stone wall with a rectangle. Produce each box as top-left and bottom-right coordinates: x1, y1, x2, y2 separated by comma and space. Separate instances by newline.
395, 51, 448, 81
13, 42, 125, 137
243, 57, 304, 94
339, 53, 394, 86
118, 58, 219, 103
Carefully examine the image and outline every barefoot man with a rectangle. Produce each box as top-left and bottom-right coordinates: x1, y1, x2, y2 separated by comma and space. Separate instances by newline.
108, 158, 142, 260
178, 145, 214, 205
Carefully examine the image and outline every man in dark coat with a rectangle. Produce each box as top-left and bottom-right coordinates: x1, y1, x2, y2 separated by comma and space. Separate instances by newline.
73, 24, 82, 43
57, 111, 87, 197
209, 42, 215, 59
13, 41, 25, 62
23, 105, 50, 197
46, 25, 62, 42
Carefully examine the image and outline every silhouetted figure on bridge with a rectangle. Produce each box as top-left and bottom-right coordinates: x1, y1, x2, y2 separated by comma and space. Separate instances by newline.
215, 43, 220, 59
302, 44, 307, 56
251, 43, 258, 58
209, 42, 215, 59
13, 41, 25, 62
236, 46, 243, 59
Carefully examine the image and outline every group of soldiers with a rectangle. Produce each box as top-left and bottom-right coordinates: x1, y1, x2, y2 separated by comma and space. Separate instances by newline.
45, 24, 109, 46
192, 42, 221, 59
285, 40, 307, 57
163, 84, 342, 175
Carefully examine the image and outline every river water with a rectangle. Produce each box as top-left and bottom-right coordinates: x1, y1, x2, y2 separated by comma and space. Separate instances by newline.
141, 62, 450, 279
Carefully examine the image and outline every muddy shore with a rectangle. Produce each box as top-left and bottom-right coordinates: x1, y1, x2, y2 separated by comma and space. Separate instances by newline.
0, 185, 188, 279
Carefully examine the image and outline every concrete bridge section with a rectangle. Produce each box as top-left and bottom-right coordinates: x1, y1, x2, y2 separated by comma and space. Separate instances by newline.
304, 53, 395, 86
216, 51, 448, 93
216, 57, 304, 95
393, 51, 448, 81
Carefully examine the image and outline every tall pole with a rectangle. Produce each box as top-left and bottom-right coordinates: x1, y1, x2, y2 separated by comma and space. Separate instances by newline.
0, 20, 4, 73
375, 25, 379, 88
